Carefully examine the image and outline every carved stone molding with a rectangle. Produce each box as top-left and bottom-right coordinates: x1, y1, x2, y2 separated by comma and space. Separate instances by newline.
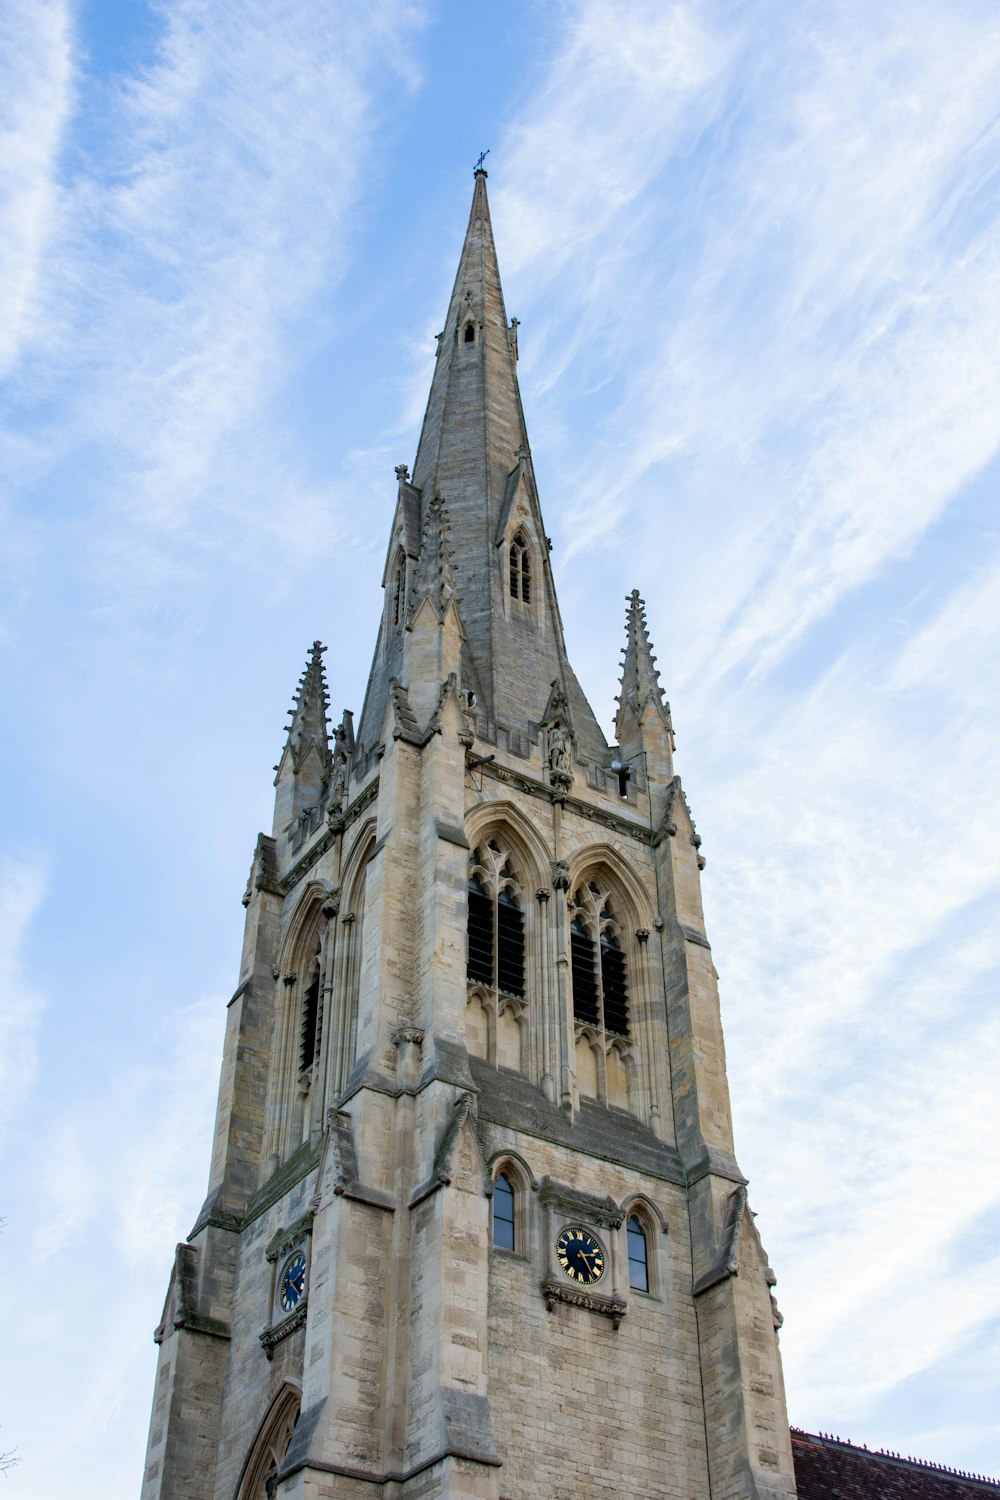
259, 1304, 307, 1360
538, 1176, 622, 1230
540, 1278, 627, 1329
393, 1027, 425, 1048
265, 1212, 313, 1265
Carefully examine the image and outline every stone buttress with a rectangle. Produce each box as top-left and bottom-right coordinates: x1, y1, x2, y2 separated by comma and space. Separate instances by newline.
141, 170, 797, 1500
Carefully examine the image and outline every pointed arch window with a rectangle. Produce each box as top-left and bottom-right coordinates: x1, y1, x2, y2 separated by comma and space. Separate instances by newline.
467, 844, 524, 998
391, 555, 406, 625
570, 885, 629, 1037
509, 531, 531, 603
237, 1386, 301, 1500
627, 1215, 649, 1291
299, 952, 321, 1074
464, 321, 476, 343
493, 1171, 516, 1250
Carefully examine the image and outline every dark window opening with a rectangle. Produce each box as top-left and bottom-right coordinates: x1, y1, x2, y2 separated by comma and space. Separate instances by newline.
627, 1215, 649, 1291
493, 1171, 515, 1250
497, 888, 524, 996
467, 874, 494, 986
300, 966, 320, 1072
464, 322, 475, 343
571, 918, 599, 1025
509, 533, 531, 602
601, 930, 629, 1036
392, 560, 405, 624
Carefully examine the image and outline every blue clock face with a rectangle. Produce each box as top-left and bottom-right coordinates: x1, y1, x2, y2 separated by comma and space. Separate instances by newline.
280, 1251, 307, 1313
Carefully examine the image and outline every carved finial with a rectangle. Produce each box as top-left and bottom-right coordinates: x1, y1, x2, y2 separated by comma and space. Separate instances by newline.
395, 463, 409, 483
280, 640, 331, 771
409, 494, 457, 619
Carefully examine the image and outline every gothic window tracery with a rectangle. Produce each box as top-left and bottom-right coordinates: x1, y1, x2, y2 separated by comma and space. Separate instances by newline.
509, 530, 531, 603
467, 842, 525, 998
569, 882, 635, 1110
237, 1386, 301, 1500
465, 841, 527, 1071
569, 886, 630, 1037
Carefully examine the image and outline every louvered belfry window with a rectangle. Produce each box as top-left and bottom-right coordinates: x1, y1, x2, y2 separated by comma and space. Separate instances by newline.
467, 844, 525, 998
497, 886, 524, 996
570, 886, 630, 1037
570, 917, 599, 1025
299, 955, 321, 1073
601, 930, 629, 1036
467, 873, 494, 986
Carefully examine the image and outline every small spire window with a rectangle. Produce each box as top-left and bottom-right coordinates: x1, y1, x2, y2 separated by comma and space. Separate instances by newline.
509, 531, 531, 603
493, 1171, 516, 1250
464, 322, 475, 343
391, 555, 406, 625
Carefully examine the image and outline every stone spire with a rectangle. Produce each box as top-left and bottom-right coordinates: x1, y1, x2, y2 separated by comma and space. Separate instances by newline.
410, 167, 529, 500
357, 170, 608, 764
272, 641, 332, 835
615, 591, 673, 780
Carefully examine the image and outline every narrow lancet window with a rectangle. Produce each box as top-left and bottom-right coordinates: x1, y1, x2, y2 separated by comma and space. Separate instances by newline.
601, 930, 629, 1036
571, 887, 631, 1039
493, 1171, 515, 1250
571, 917, 599, 1025
464, 321, 475, 343
497, 886, 524, 996
467, 872, 494, 986
509, 531, 531, 602
627, 1215, 649, 1291
391, 556, 405, 625
300, 958, 321, 1073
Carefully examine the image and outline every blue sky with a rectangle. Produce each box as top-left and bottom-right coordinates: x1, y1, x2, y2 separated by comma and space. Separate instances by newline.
2, 1, 999, 1494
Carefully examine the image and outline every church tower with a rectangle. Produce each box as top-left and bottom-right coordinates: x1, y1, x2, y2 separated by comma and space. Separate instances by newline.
141, 170, 797, 1500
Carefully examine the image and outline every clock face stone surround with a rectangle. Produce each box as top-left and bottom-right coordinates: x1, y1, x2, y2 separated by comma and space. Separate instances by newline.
555, 1225, 606, 1286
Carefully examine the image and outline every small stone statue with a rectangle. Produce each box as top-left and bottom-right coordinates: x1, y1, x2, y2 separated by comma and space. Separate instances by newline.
549, 724, 570, 775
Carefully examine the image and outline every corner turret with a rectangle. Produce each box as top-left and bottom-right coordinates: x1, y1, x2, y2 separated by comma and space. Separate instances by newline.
614, 590, 674, 797
272, 640, 331, 838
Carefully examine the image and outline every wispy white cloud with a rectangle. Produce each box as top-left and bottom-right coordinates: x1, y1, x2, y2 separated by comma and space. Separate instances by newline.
0, 854, 47, 1148
484, 0, 1000, 1462
703, 541, 1000, 1441
5, 0, 427, 571
0, 0, 73, 379
495, 0, 1000, 685
3, 993, 224, 1490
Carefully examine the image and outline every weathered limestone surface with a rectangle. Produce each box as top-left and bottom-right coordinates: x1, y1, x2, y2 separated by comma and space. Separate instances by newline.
140, 171, 796, 1500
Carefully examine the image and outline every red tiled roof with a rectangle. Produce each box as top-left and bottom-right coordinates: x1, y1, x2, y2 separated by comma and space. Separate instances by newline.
793, 1430, 1000, 1500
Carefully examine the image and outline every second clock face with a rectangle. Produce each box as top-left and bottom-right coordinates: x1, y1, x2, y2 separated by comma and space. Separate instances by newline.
556, 1226, 605, 1285
279, 1250, 307, 1313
